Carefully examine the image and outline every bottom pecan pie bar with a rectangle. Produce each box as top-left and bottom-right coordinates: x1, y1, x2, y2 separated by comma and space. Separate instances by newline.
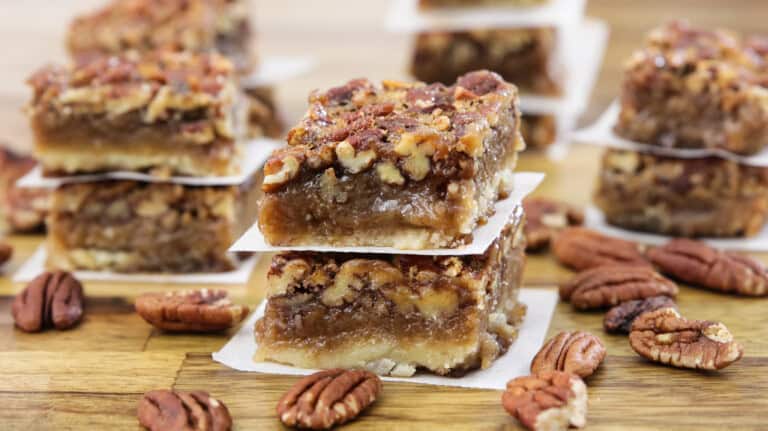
595, 149, 768, 237
46, 178, 259, 273
255, 210, 527, 376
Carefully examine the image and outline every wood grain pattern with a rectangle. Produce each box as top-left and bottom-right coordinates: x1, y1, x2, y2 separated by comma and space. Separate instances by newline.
1, 0, 768, 429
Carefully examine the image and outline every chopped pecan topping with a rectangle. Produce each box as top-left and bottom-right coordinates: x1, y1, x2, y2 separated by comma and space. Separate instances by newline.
137, 389, 232, 431
552, 227, 649, 271
277, 369, 382, 430
502, 371, 587, 431
0, 242, 12, 267
135, 289, 249, 332
629, 307, 744, 370
523, 197, 584, 252
604, 296, 678, 334
12, 271, 84, 333
531, 331, 606, 378
648, 239, 768, 296
560, 265, 678, 310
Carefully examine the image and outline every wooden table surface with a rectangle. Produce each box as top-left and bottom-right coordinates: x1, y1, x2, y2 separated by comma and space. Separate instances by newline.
2, 1, 768, 430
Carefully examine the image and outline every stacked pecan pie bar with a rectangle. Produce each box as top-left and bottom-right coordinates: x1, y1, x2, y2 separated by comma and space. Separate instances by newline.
595, 22, 768, 238
254, 71, 530, 376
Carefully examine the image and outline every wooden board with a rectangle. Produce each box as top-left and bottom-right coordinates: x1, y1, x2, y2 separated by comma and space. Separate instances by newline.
2, 1, 768, 429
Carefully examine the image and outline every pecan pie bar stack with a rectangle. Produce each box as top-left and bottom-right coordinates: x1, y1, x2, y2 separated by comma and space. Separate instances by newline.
259, 70, 523, 249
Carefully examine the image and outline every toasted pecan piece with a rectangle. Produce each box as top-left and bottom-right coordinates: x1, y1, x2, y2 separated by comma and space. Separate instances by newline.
502, 371, 587, 431
523, 197, 584, 252
12, 271, 84, 332
135, 289, 249, 332
604, 296, 678, 334
552, 227, 648, 271
531, 331, 606, 378
648, 238, 768, 296
560, 265, 678, 310
138, 389, 232, 431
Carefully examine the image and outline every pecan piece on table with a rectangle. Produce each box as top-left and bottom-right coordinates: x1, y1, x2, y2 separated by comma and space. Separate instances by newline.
0, 242, 11, 267
648, 238, 768, 296
629, 307, 744, 370
137, 389, 232, 431
277, 369, 382, 430
552, 227, 648, 271
502, 371, 587, 431
604, 296, 677, 334
560, 265, 678, 310
11, 271, 84, 332
523, 197, 584, 252
531, 331, 606, 378
135, 289, 249, 332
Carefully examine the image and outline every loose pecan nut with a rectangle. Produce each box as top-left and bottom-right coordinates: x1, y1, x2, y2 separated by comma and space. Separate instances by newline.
560, 265, 678, 310
552, 227, 648, 271
277, 369, 382, 430
523, 197, 584, 252
648, 239, 768, 296
502, 371, 587, 431
604, 296, 677, 334
0, 242, 11, 267
135, 289, 249, 332
137, 389, 232, 431
629, 307, 744, 370
531, 331, 606, 378
11, 271, 84, 332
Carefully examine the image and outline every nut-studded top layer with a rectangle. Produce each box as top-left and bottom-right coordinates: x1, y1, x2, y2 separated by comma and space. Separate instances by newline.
263, 70, 521, 191
27, 50, 239, 138
67, 0, 246, 59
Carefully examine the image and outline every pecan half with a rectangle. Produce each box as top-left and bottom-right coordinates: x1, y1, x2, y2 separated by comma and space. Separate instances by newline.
552, 227, 648, 271
277, 369, 382, 430
648, 239, 768, 296
523, 197, 584, 252
135, 289, 249, 332
560, 265, 678, 310
531, 331, 606, 378
629, 307, 744, 370
137, 389, 232, 431
604, 296, 677, 334
11, 271, 84, 332
0, 242, 11, 267
502, 371, 587, 431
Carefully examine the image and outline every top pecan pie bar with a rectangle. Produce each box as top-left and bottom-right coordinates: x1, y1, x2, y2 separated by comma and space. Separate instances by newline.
259, 70, 524, 249
26, 50, 246, 177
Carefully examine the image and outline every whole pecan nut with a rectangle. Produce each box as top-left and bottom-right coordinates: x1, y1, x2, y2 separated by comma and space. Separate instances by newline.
137, 389, 232, 431
502, 371, 587, 431
648, 239, 768, 296
629, 307, 744, 370
135, 289, 249, 332
531, 331, 606, 378
523, 197, 584, 252
560, 264, 678, 310
604, 296, 677, 334
552, 227, 648, 271
12, 271, 84, 332
0, 242, 11, 267
277, 369, 382, 430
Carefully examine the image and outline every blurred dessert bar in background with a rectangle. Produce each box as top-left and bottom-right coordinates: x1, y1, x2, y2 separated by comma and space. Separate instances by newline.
26, 50, 246, 177
0, 147, 48, 232
520, 113, 556, 150
46, 178, 260, 273
258, 70, 524, 249
594, 149, 768, 237
255, 211, 527, 376
615, 21, 768, 156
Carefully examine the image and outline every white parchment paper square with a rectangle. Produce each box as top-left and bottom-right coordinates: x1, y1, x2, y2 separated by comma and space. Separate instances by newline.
13, 246, 260, 285
212, 288, 558, 390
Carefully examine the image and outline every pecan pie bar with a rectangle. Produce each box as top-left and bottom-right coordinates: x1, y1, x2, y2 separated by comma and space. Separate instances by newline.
594, 149, 768, 237
46, 178, 259, 273
255, 211, 527, 376
244, 85, 283, 138
259, 71, 524, 249
615, 21, 768, 156
0, 147, 49, 232
521, 114, 557, 150
67, 0, 254, 72
27, 50, 246, 177
410, 28, 560, 95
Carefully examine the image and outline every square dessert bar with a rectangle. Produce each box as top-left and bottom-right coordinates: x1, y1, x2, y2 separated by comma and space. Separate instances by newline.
46, 178, 259, 273
67, 0, 254, 72
521, 113, 557, 150
419, 0, 549, 8
259, 70, 524, 249
411, 28, 560, 95
615, 21, 768, 156
595, 149, 768, 237
244, 86, 283, 138
255, 209, 527, 376
0, 147, 48, 232
27, 50, 246, 177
